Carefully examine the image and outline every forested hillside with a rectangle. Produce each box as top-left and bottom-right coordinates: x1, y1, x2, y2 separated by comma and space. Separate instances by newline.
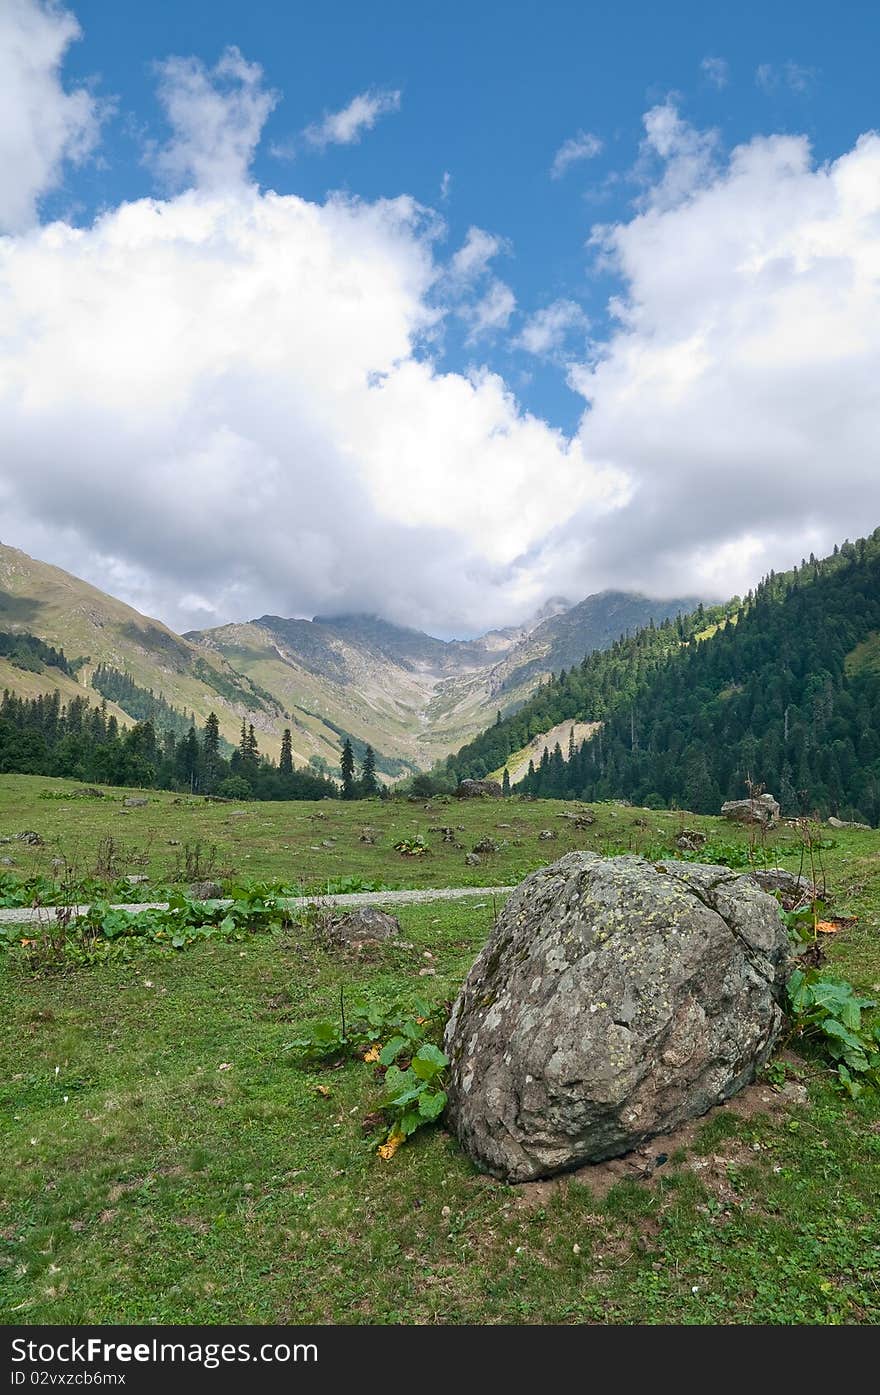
443, 599, 737, 784
451, 531, 880, 824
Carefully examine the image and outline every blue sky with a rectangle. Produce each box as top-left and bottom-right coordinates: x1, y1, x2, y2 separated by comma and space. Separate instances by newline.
51, 0, 878, 432
3, 0, 880, 636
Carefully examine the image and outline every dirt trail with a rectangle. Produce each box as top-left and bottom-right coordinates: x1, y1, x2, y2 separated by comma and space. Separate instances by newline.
0, 885, 514, 925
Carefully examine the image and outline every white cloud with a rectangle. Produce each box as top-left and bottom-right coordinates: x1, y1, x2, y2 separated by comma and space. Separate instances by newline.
556, 114, 880, 602
448, 226, 505, 282
701, 56, 729, 90
463, 279, 517, 341
303, 88, 401, 151
0, 0, 103, 233
551, 129, 603, 179
756, 61, 816, 95
440, 170, 452, 201
4, 36, 880, 639
0, 178, 620, 634
516, 300, 587, 357
147, 46, 278, 191
633, 100, 719, 209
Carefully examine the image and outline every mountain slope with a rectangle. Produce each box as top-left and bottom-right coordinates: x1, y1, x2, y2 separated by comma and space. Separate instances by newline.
188, 591, 699, 771
500, 531, 880, 823
1, 538, 704, 777
0, 542, 295, 756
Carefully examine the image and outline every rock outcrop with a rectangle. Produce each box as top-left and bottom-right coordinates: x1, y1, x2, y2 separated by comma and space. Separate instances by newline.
456, 779, 503, 798
444, 852, 791, 1182
721, 794, 780, 826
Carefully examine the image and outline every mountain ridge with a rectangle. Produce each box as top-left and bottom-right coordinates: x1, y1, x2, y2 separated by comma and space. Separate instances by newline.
1, 539, 700, 775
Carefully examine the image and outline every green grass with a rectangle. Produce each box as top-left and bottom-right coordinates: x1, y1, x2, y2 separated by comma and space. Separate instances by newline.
0, 770, 851, 893
1, 773, 880, 1324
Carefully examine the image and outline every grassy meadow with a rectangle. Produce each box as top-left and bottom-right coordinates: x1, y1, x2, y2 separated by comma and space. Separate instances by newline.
1, 773, 879, 1324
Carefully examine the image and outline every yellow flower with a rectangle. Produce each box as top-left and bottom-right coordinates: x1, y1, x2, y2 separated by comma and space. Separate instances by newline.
363, 1044, 381, 1063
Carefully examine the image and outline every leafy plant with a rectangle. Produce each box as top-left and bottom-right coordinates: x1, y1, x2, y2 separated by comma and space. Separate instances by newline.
785, 967, 880, 1096
286, 994, 449, 1154
393, 836, 430, 857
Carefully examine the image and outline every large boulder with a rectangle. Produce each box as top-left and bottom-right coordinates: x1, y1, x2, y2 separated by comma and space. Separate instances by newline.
721, 794, 780, 826
444, 852, 791, 1182
456, 779, 503, 799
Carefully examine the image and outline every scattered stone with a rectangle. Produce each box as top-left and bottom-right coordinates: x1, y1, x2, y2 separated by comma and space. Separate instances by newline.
359, 828, 379, 844
430, 826, 457, 843
557, 810, 596, 828
228, 811, 248, 818
321, 839, 336, 848
748, 867, 820, 909
0, 856, 15, 867
125, 874, 149, 885
72, 786, 104, 798
445, 851, 792, 1182
188, 881, 222, 900
538, 829, 556, 841
828, 816, 871, 830
721, 794, 780, 826
329, 907, 400, 946
123, 797, 149, 809
14, 831, 43, 846
168, 839, 181, 846
465, 852, 482, 867
675, 829, 706, 852
472, 838, 501, 854
52, 857, 66, 871
456, 779, 503, 799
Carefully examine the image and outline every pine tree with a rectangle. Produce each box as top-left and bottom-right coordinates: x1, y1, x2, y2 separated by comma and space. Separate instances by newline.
279, 728, 293, 775
340, 738, 356, 799
361, 744, 379, 796
502, 767, 511, 796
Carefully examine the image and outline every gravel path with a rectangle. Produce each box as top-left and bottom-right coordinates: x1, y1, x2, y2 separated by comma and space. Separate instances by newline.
0, 885, 514, 925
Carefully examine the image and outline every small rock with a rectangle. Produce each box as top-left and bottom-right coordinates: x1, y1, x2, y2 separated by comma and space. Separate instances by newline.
465, 852, 482, 867
538, 829, 556, 841
472, 838, 500, 855
15, 831, 44, 845
0, 856, 15, 867
189, 880, 222, 901
676, 830, 706, 852
330, 907, 400, 945
123, 797, 149, 809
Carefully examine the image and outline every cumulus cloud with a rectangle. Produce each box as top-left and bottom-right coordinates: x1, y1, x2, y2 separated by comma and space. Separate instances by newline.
0, 0, 104, 233
4, 33, 880, 639
516, 300, 587, 357
303, 88, 401, 150
550, 129, 603, 179
147, 46, 278, 191
556, 113, 880, 603
701, 56, 729, 90
0, 182, 622, 634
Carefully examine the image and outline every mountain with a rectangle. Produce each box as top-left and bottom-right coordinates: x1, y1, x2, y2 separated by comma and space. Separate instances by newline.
0, 541, 290, 754
0, 538, 700, 776
187, 591, 698, 772
452, 530, 880, 824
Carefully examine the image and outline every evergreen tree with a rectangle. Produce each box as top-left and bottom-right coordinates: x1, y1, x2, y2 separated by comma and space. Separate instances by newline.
502, 766, 511, 796
279, 728, 293, 775
361, 744, 379, 796
340, 738, 356, 799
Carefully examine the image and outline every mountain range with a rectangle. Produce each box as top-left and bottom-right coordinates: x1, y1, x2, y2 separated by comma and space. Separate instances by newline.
0, 540, 697, 776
